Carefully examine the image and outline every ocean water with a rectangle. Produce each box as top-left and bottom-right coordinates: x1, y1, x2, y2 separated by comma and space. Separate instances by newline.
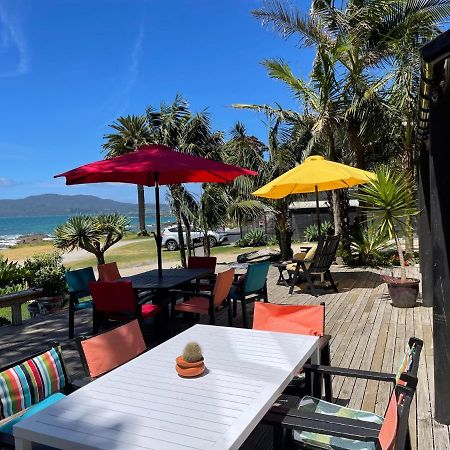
0, 214, 176, 248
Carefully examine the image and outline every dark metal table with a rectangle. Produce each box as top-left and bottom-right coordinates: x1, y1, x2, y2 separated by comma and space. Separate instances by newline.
121, 268, 213, 291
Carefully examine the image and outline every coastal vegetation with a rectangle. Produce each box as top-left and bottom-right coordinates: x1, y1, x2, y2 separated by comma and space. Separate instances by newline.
54, 214, 130, 264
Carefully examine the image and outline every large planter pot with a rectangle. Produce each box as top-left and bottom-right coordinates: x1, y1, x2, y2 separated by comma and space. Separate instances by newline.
383, 276, 420, 308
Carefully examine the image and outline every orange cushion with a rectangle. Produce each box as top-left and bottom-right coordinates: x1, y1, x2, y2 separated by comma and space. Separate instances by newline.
174, 297, 210, 314
253, 303, 324, 336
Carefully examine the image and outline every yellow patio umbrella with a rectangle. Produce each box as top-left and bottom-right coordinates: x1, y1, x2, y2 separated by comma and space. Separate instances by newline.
253, 155, 374, 229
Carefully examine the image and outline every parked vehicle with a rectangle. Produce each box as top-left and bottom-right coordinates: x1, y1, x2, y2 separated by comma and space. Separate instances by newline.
161, 226, 228, 251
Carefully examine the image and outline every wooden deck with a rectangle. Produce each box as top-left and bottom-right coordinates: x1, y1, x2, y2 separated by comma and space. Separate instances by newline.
0, 264, 448, 449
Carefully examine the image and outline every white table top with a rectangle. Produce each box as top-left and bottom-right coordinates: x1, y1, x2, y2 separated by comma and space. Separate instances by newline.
14, 325, 319, 450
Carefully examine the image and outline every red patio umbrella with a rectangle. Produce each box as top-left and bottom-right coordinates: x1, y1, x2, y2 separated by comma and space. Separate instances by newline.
55, 144, 257, 276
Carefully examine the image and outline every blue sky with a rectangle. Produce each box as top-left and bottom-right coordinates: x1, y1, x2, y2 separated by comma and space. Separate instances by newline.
0, 0, 313, 204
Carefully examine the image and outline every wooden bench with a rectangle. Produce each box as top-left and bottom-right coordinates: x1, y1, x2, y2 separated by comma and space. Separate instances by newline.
0, 289, 43, 325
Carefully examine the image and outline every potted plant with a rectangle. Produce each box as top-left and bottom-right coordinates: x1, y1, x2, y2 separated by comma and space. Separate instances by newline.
175, 342, 205, 377
24, 253, 67, 314
358, 166, 419, 307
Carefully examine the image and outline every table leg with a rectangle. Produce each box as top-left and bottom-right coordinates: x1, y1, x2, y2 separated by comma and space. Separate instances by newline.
11, 304, 23, 326
15, 438, 32, 450
310, 344, 321, 398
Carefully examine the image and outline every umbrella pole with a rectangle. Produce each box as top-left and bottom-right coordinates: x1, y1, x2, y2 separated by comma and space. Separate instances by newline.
315, 185, 321, 233
154, 172, 163, 277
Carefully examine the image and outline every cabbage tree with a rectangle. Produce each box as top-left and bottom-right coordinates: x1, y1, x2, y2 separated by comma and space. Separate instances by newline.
54, 214, 130, 264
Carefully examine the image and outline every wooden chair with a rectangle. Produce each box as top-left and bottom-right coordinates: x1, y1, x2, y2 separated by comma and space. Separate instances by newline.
88, 280, 161, 332
171, 268, 235, 325
229, 261, 270, 328
253, 302, 332, 401
0, 342, 74, 449
266, 337, 423, 450
65, 267, 95, 338
289, 235, 340, 296
77, 319, 147, 380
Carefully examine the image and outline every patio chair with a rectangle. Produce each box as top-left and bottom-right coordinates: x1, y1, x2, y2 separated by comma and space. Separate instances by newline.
65, 267, 95, 339
171, 268, 235, 326
253, 302, 332, 401
97, 261, 121, 281
188, 256, 217, 290
288, 234, 340, 296
266, 337, 423, 450
97, 261, 155, 303
230, 261, 270, 328
0, 342, 74, 449
77, 319, 146, 380
88, 280, 161, 332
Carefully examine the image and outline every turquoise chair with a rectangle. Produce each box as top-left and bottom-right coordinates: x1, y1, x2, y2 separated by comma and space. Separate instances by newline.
65, 267, 95, 338
230, 261, 270, 328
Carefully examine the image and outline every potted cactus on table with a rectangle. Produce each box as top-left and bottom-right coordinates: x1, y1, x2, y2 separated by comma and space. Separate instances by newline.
175, 342, 205, 377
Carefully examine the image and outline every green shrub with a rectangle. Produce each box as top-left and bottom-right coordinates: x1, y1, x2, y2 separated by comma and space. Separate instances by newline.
350, 224, 391, 266
235, 230, 267, 247
0, 257, 27, 289
267, 235, 278, 246
24, 252, 67, 296
303, 221, 333, 242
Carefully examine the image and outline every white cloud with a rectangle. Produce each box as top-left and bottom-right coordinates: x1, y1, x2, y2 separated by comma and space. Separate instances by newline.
0, 1, 28, 77
0, 177, 13, 186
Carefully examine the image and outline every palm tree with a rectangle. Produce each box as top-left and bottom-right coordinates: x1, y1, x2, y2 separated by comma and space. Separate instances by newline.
222, 123, 267, 237
146, 95, 224, 266
102, 115, 151, 235
233, 105, 309, 259
54, 214, 130, 264
357, 166, 417, 281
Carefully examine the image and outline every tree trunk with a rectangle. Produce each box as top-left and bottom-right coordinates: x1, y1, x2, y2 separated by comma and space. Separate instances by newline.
203, 230, 211, 257
402, 121, 416, 264
182, 214, 192, 258
136, 185, 148, 236
348, 116, 364, 169
96, 252, 105, 265
176, 213, 187, 268
274, 200, 291, 261
394, 233, 407, 282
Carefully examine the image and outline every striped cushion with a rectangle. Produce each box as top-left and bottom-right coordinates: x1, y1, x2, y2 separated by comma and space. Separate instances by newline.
396, 344, 415, 383
0, 347, 66, 419
293, 396, 383, 450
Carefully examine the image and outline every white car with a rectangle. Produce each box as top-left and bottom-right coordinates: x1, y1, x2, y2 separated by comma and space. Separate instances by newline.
161, 226, 228, 251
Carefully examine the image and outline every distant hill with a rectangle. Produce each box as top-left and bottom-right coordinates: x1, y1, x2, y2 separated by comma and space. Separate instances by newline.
0, 194, 169, 217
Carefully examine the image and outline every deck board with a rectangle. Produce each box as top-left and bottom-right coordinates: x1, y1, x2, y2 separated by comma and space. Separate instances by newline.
0, 264, 448, 449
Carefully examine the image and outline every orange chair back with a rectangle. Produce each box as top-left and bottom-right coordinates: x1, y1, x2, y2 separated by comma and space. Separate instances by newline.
98, 262, 121, 282
379, 391, 399, 450
79, 320, 146, 378
212, 269, 235, 307
252, 303, 325, 336
188, 256, 217, 272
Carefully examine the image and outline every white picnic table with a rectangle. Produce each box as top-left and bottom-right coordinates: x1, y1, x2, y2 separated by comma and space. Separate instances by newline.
14, 324, 319, 450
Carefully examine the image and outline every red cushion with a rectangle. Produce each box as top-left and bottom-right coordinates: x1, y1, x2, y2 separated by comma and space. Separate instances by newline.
141, 304, 161, 319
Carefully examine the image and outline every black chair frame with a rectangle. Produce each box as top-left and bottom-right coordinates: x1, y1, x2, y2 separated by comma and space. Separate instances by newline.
266, 337, 423, 450
289, 235, 340, 296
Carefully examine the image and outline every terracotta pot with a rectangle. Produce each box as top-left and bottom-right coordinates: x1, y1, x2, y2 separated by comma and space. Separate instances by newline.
383, 276, 420, 308
175, 356, 205, 377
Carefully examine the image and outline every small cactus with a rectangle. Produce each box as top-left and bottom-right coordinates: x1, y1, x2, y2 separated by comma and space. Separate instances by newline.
182, 342, 203, 363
